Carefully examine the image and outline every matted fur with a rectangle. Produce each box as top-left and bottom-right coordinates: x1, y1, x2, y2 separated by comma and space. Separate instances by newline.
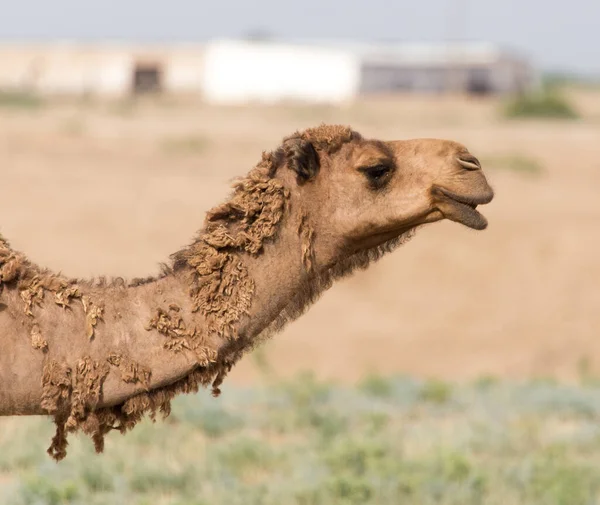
43, 147, 292, 459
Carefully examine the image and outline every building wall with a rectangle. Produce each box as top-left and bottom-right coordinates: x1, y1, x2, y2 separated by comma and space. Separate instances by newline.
201, 40, 361, 104
0, 45, 133, 96
0, 46, 44, 91
359, 64, 450, 93
358, 58, 535, 95
128, 45, 206, 94
163, 50, 205, 94
36, 48, 132, 96
0, 43, 207, 97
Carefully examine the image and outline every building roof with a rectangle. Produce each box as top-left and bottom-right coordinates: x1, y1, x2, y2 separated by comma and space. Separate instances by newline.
0, 38, 530, 67
269, 38, 528, 66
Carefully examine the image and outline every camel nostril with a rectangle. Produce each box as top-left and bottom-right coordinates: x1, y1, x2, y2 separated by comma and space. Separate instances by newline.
457, 155, 481, 171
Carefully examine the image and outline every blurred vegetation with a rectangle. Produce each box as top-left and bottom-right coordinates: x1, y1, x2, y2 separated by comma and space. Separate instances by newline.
160, 135, 211, 155
541, 72, 600, 91
503, 86, 579, 120
2, 373, 600, 504
481, 153, 544, 176
0, 90, 44, 109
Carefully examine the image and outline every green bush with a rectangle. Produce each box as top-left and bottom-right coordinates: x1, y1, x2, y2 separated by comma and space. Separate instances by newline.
420, 379, 453, 404
357, 372, 394, 398
18, 475, 79, 505
0, 90, 44, 109
503, 89, 579, 120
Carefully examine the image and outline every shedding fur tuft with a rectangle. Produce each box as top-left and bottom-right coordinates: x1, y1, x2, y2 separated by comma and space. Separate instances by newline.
107, 353, 152, 388
41, 361, 72, 414
65, 357, 111, 432
298, 211, 315, 273
83, 298, 104, 340
30, 324, 48, 352
171, 154, 289, 345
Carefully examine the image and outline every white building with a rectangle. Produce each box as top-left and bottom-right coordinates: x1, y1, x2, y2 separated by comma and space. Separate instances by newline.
201, 40, 360, 104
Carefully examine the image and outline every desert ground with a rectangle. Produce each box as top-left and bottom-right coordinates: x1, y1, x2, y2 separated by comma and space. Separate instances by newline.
1, 88, 599, 384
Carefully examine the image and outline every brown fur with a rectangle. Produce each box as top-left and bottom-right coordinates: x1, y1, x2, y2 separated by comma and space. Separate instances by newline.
106, 353, 152, 389
0, 124, 493, 460
30, 324, 48, 352
297, 210, 315, 273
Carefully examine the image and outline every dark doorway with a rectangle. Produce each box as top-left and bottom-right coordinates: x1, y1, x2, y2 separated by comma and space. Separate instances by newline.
467, 67, 492, 95
132, 64, 162, 94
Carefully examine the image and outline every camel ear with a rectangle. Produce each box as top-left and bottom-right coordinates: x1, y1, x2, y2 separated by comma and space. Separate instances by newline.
284, 138, 320, 182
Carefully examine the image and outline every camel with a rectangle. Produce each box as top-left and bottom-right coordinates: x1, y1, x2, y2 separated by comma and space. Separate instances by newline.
0, 124, 493, 460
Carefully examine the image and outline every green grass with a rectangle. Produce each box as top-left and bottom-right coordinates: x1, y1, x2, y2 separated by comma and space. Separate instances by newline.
2, 376, 600, 504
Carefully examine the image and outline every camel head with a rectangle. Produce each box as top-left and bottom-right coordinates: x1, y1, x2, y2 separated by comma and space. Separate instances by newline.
277, 125, 494, 264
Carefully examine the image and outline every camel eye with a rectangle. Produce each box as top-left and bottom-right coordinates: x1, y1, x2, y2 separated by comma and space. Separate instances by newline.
360, 164, 392, 188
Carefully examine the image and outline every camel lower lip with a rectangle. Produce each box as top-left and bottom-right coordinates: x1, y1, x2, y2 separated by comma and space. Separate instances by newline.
443, 199, 488, 230
432, 186, 491, 230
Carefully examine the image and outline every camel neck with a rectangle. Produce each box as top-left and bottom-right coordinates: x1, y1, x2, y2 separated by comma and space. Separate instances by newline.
234, 212, 308, 340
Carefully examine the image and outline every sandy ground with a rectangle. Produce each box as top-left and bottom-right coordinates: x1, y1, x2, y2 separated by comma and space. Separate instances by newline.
1, 89, 599, 384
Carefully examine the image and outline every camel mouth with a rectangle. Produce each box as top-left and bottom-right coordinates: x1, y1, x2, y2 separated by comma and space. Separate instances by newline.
432, 186, 493, 231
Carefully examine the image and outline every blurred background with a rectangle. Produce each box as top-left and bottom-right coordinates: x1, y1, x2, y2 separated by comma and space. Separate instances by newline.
1, 1, 600, 504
